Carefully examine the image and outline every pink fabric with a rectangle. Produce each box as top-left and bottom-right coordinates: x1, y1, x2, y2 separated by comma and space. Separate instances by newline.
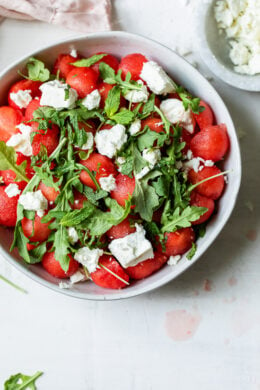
0, 0, 111, 32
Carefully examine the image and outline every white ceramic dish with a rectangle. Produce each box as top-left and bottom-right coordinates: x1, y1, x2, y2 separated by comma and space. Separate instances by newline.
196, 0, 260, 91
0, 31, 241, 300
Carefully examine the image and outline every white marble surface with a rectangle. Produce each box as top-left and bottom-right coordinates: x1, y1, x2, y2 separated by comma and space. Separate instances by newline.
0, 1, 260, 389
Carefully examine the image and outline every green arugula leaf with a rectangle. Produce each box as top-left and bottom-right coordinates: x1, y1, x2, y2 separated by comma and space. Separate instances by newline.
4, 371, 43, 390
137, 128, 167, 151
0, 274, 27, 294
0, 142, 29, 182
176, 86, 205, 114
152, 175, 170, 197
72, 53, 107, 67
83, 187, 108, 205
186, 242, 197, 260
133, 177, 159, 222
24, 57, 50, 82
60, 203, 95, 227
161, 206, 207, 233
104, 86, 121, 117
111, 109, 135, 125
53, 226, 71, 272
29, 242, 47, 264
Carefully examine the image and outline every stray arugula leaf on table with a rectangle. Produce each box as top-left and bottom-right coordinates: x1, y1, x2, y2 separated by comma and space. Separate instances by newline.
4, 370, 43, 390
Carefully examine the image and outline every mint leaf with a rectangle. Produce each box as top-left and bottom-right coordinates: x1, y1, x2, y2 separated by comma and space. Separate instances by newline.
72, 53, 107, 67
4, 371, 43, 390
83, 187, 108, 205
137, 128, 167, 151
60, 203, 95, 227
104, 86, 121, 118
25, 57, 50, 82
161, 206, 207, 233
99, 62, 116, 83
139, 94, 155, 118
111, 109, 135, 125
0, 142, 29, 182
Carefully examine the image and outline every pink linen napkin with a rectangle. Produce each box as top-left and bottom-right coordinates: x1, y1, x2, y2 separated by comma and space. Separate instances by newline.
0, 0, 111, 32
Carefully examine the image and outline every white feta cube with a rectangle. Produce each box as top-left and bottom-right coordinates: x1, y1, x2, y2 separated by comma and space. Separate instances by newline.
81, 89, 101, 110
70, 270, 86, 284
108, 224, 154, 268
6, 123, 33, 156
142, 148, 161, 168
18, 190, 48, 216
76, 132, 94, 150
4, 183, 21, 198
40, 80, 78, 110
167, 255, 181, 266
10, 89, 32, 109
74, 247, 103, 273
95, 124, 127, 158
129, 119, 141, 135
140, 61, 176, 95
124, 80, 149, 103
67, 227, 79, 244
160, 98, 194, 133
99, 174, 116, 192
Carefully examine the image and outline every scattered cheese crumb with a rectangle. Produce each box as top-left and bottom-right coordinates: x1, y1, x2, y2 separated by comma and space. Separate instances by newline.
70, 49, 77, 58
10, 89, 32, 109
18, 190, 48, 216
4, 183, 21, 198
167, 255, 181, 266
67, 227, 79, 244
99, 174, 116, 192
6, 124, 33, 156
75, 247, 103, 273
82, 89, 101, 110
129, 119, 141, 135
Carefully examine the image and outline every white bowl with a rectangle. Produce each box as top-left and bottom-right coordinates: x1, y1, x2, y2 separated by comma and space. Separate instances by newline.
0, 31, 241, 300
196, 0, 260, 91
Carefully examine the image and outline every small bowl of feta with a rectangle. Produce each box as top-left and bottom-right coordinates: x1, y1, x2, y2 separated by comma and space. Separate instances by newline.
196, 0, 260, 91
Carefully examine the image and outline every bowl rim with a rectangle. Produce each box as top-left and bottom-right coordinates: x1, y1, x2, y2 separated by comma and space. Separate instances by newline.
0, 30, 242, 300
196, 1, 260, 92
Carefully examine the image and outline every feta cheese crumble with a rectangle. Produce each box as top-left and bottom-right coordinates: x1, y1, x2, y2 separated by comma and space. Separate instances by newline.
160, 98, 194, 133
70, 49, 77, 58
167, 255, 181, 266
18, 190, 48, 217
74, 247, 103, 273
40, 80, 78, 109
182, 150, 214, 173
67, 227, 79, 244
108, 224, 154, 268
136, 148, 161, 179
99, 174, 116, 192
10, 89, 32, 109
140, 61, 176, 95
70, 270, 86, 284
215, 0, 260, 75
128, 119, 141, 135
82, 89, 101, 110
95, 124, 127, 158
124, 80, 149, 103
4, 183, 21, 198
6, 123, 33, 156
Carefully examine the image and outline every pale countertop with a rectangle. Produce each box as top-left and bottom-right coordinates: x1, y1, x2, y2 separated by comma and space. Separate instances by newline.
0, 1, 260, 389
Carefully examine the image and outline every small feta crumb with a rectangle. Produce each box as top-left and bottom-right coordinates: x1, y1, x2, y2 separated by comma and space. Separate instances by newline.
129, 119, 141, 135
245, 200, 254, 212
140, 61, 176, 95
182, 158, 201, 172
4, 183, 21, 198
82, 89, 101, 110
70, 270, 86, 284
18, 190, 48, 215
59, 282, 71, 289
70, 49, 77, 58
160, 99, 194, 133
167, 255, 181, 266
224, 175, 229, 184
124, 80, 149, 103
95, 124, 127, 158
142, 148, 161, 168
135, 166, 150, 180
108, 224, 154, 268
75, 247, 103, 273
6, 123, 33, 156
77, 132, 94, 150
75, 200, 79, 205
40, 80, 78, 110
10, 89, 32, 109
186, 149, 193, 160
117, 156, 126, 165
36, 210, 45, 218
67, 227, 79, 244
99, 174, 116, 192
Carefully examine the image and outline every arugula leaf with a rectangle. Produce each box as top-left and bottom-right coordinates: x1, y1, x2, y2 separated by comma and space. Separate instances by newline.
53, 226, 71, 272
60, 203, 95, 227
4, 371, 43, 390
0, 142, 29, 182
0, 274, 27, 294
186, 242, 197, 260
104, 86, 121, 117
161, 206, 207, 233
84, 187, 108, 205
72, 53, 107, 67
29, 242, 47, 264
152, 175, 170, 197
24, 57, 50, 82
133, 177, 159, 222
111, 109, 135, 125
137, 128, 167, 151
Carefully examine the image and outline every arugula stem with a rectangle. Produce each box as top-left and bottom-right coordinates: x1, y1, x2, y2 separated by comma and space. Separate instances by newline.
18, 371, 43, 390
0, 274, 27, 294
76, 163, 101, 190
98, 263, 130, 285
154, 106, 171, 136
187, 170, 230, 193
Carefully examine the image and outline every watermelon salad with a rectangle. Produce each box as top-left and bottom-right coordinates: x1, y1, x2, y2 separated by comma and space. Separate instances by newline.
0, 51, 229, 290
